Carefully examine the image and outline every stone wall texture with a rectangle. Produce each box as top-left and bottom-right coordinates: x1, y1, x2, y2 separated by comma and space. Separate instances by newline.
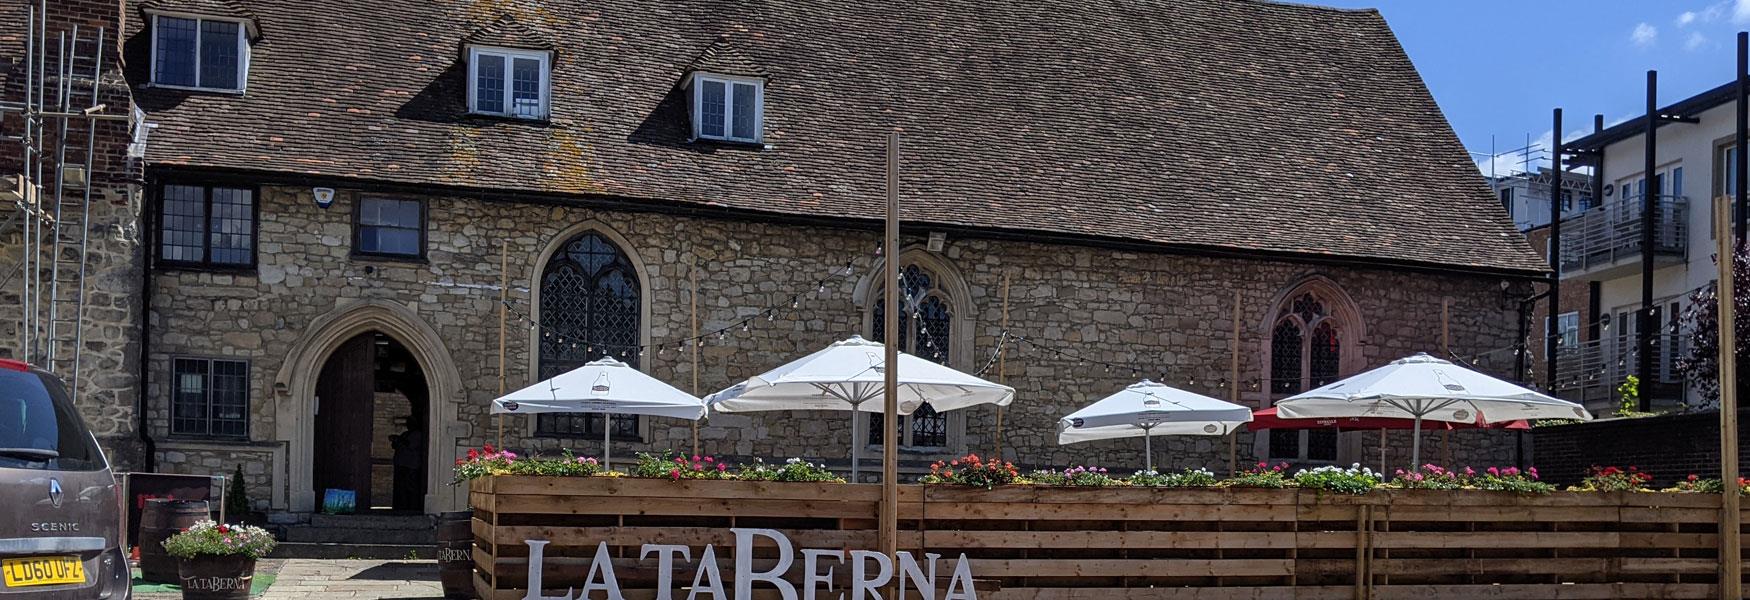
145, 185, 1530, 509
0, 0, 145, 469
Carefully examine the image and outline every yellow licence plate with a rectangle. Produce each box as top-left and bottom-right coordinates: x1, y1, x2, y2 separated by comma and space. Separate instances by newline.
1, 556, 85, 587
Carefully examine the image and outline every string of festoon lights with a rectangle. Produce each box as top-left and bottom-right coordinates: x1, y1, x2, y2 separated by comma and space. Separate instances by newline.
497, 245, 982, 363
1444, 278, 1715, 391
500, 258, 857, 361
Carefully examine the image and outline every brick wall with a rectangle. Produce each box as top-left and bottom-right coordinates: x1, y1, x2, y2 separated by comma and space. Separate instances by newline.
1530, 411, 1746, 486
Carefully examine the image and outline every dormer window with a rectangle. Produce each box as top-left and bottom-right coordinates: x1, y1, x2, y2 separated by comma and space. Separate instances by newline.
149, 14, 250, 92
691, 74, 763, 143
468, 46, 550, 120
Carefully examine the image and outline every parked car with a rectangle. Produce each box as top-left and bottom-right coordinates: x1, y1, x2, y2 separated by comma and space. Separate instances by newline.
0, 358, 129, 598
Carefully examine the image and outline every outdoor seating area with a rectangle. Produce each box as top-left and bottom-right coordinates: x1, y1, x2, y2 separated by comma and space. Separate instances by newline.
445, 331, 1750, 600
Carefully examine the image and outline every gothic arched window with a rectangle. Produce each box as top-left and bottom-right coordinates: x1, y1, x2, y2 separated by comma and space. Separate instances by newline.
868, 264, 951, 448
536, 232, 641, 438
1267, 289, 1353, 462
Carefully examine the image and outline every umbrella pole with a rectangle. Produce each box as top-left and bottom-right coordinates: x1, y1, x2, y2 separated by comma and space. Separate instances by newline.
603, 414, 612, 471
1144, 431, 1153, 473
1410, 415, 1423, 471
851, 412, 859, 482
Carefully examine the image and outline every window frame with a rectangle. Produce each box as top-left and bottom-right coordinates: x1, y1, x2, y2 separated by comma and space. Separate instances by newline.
533, 231, 647, 440
861, 262, 962, 453
169, 356, 251, 441
147, 12, 250, 93
153, 182, 260, 271
351, 195, 428, 260
466, 45, 552, 120
690, 72, 765, 144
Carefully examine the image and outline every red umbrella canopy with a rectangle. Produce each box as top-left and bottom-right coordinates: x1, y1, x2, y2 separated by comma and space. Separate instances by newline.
1248, 407, 1529, 431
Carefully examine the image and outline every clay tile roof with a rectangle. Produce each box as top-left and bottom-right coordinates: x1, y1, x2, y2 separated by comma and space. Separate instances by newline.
462, 14, 555, 51
125, 0, 1547, 275
686, 37, 768, 78
140, 0, 261, 37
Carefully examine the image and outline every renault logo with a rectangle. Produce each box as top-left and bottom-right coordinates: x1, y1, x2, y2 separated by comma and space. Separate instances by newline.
48, 478, 63, 508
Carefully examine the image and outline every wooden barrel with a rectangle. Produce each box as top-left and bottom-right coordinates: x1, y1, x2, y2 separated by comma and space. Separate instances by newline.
436, 509, 476, 598
139, 499, 210, 584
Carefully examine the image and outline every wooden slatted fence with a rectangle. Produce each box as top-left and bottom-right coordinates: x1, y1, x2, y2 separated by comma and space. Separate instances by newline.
469, 477, 1747, 600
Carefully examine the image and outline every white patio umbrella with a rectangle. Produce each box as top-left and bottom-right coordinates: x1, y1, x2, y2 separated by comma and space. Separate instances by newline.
707, 335, 1015, 479
1273, 353, 1592, 469
492, 357, 705, 469
1058, 380, 1253, 472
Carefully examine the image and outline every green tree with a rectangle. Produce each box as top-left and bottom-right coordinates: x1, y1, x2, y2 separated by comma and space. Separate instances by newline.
225, 464, 250, 520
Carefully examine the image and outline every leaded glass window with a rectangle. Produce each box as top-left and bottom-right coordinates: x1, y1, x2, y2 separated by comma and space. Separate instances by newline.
158, 184, 254, 267
537, 233, 641, 438
868, 264, 951, 449
1267, 289, 1350, 463
171, 358, 249, 439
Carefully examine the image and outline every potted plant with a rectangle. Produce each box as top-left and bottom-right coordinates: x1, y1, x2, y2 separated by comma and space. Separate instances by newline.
161, 519, 277, 599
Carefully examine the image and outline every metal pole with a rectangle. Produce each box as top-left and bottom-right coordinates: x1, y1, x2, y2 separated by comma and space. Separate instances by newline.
1143, 427, 1153, 473
1548, 108, 1563, 390
1640, 72, 1658, 411
71, 27, 105, 400
1714, 194, 1742, 600
19, 5, 33, 364
1737, 32, 1748, 242
879, 132, 900, 561
47, 30, 68, 367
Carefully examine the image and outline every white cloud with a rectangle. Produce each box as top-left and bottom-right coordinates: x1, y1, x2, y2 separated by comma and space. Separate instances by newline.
1631, 22, 1659, 47
1678, 11, 1698, 26
1686, 31, 1711, 51
1736, 0, 1750, 25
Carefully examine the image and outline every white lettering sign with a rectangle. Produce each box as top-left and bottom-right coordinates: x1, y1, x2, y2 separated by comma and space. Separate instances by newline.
521, 528, 975, 600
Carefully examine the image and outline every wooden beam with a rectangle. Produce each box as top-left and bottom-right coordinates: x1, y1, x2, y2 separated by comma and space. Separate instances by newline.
1717, 194, 1743, 599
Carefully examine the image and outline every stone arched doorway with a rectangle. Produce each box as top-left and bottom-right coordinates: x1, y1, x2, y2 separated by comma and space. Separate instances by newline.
312, 331, 431, 512
275, 300, 465, 513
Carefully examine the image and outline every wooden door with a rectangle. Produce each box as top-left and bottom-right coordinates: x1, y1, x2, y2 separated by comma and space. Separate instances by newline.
313, 334, 377, 509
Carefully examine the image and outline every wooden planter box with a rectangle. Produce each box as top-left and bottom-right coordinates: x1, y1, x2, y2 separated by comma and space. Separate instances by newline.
470, 477, 1746, 600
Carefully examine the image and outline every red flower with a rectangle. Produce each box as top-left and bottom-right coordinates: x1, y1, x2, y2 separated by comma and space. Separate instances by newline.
217, 524, 230, 533
467, 449, 479, 460
483, 444, 495, 454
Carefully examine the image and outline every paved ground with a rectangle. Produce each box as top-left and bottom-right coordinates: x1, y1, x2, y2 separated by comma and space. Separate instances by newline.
135, 559, 446, 600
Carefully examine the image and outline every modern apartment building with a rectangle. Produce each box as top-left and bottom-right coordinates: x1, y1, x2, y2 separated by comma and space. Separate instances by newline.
1540, 81, 1742, 410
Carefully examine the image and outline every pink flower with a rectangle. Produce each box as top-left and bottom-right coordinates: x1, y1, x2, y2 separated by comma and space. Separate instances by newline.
1487, 467, 1500, 477
1463, 467, 1476, 477
704, 456, 715, 463
1527, 467, 1539, 480
669, 468, 682, 481
717, 463, 728, 472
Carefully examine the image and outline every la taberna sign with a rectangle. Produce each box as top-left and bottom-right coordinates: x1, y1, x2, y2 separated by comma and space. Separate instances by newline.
523, 528, 978, 600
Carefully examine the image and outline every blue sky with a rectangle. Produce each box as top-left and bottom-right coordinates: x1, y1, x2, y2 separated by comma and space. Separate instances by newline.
1313, 0, 1740, 175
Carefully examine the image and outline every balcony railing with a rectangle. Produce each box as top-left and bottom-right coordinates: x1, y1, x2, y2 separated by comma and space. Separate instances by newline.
1552, 331, 1686, 392
1557, 195, 1687, 274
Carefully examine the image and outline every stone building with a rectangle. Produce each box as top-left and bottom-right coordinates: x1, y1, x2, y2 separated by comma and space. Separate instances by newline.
3, 0, 1547, 515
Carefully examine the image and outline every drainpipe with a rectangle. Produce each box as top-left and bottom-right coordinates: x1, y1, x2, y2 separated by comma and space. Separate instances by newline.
136, 179, 156, 472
